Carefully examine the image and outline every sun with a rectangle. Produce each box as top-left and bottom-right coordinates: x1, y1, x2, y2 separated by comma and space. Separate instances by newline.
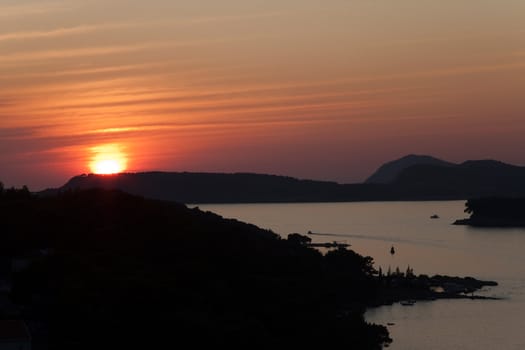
92, 159, 124, 174
89, 144, 128, 175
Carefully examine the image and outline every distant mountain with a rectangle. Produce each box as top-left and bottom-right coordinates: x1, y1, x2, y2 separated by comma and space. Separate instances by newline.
366, 154, 455, 184
44, 172, 395, 203
53, 172, 386, 203
42, 156, 525, 203
392, 159, 525, 198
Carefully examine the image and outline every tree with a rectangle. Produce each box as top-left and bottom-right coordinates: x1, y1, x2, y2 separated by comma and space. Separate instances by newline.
406, 265, 414, 278
464, 199, 475, 214
287, 233, 312, 246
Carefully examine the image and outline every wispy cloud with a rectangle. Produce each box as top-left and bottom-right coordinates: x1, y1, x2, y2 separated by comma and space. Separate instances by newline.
0, 1, 71, 18
0, 62, 172, 81
0, 125, 51, 139
37, 85, 412, 113
182, 11, 286, 24
388, 61, 525, 81
0, 11, 285, 43
0, 38, 227, 64
0, 22, 132, 42
0, 43, 150, 63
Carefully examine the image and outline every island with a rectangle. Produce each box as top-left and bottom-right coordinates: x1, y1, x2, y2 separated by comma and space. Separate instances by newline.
454, 197, 525, 227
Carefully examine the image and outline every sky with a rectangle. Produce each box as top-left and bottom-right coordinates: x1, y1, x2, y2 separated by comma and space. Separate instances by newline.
1, 0, 525, 190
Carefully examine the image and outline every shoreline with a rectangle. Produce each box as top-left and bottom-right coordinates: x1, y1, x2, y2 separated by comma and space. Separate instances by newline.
453, 218, 525, 228
369, 274, 499, 307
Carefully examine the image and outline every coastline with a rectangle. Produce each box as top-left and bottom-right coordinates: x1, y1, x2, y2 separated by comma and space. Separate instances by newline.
369, 274, 499, 308
453, 218, 525, 228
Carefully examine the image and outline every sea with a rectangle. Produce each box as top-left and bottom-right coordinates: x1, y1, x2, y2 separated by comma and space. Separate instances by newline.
194, 201, 525, 349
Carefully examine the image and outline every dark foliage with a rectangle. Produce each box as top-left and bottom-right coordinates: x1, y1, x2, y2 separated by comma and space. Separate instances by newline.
465, 197, 525, 219
456, 197, 525, 227
0, 183, 31, 201
286, 233, 311, 246
1, 188, 390, 349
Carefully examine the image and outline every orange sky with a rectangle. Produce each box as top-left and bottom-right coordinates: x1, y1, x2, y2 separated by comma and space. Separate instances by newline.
1, 0, 525, 190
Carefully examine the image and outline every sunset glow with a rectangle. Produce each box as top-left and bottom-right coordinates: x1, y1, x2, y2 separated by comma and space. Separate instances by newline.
1, 1, 524, 190
91, 159, 124, 175
89, 144, 127, 175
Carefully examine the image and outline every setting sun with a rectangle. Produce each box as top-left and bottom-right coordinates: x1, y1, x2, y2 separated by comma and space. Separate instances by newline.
92, 159, 124, 174
89, 144, 128, 174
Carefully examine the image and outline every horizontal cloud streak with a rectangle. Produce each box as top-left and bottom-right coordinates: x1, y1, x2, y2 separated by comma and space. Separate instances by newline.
0, 23, 135, 42
0, 11, 285, 43
0, 39, 227, 63
0, 1, 71, 18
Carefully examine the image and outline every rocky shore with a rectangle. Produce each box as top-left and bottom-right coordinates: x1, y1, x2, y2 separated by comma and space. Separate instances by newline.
371, 273, 499, 307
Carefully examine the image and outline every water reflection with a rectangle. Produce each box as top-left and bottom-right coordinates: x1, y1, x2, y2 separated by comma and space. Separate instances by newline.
196, 201, 524, 349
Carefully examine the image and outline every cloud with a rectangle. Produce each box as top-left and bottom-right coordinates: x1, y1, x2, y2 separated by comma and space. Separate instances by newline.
0, 1, 71, 18
182, 12, 286, 25
0, 126, 41, 139
390, 61, 525, 81
0, 23, 132, 42
0, 10, 285, 43
0, 37, 231, 64
0, 42, 169, 63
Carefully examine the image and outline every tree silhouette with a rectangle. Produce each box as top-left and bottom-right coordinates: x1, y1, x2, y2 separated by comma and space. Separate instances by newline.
287, 233, 312, 246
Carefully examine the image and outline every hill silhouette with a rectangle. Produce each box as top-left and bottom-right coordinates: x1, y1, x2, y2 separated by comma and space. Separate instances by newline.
44, 155, 525, 202
0, 187, 499, 348
392, 160, 525, 198
1, 188, 390, 349
47, 172, 393, 203
366, 154, 455, 184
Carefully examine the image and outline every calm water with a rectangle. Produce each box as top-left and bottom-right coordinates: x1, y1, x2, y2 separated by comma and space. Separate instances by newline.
195, 201, 525, 349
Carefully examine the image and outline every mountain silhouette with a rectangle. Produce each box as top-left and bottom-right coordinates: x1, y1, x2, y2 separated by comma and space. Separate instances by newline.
391, 159, 525, 198
366, 154, 455, 184
42, 156, 525, 202
54, 172, 356, 203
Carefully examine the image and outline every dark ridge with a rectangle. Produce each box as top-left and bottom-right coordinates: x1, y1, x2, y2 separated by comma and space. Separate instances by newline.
365, 154, 455, 184
0, 188, 391, 349
393, 161, 525, 198
459, 159, 517, 169
45, 172, 395, 203
0, 187, 498, 348
39, 156, 525, 203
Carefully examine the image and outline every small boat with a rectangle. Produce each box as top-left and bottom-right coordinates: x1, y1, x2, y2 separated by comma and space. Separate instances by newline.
430, 214, 440, 219
400, 300, 416, 306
